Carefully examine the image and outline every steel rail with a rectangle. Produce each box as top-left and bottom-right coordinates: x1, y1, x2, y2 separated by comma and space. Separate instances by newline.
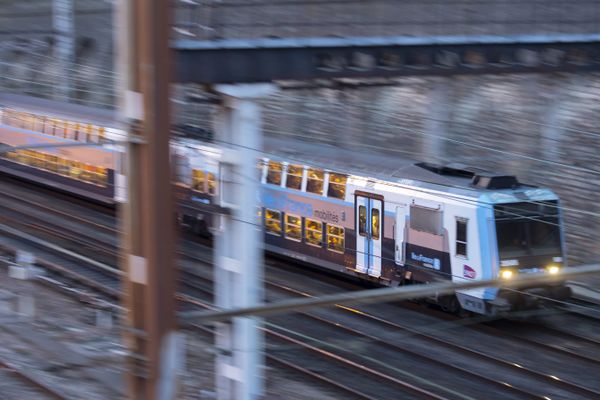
0, 358, 70, 400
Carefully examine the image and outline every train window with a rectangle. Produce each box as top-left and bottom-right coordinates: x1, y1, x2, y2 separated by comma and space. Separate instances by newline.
456, 218, 468, 257
192, 169, 206, 192
58, 158, 70, 175
410, 205, 443, 235
286, 164, 303, 190
327, 224, 345, 253
60, 120, 69, 138
4, 150, 16, 161
265, 209, 282, 236
3, 147, 108, 187
207, 172, 217, 195
266, 161, 282, 185
44, 153, 58, 173
85, 124, 93, 142
47, 118, 56, 136
73, 123, 81, 141
358, 205, 367, 237
371, 208, 380, 240
32, 151, 44, 169
285, 214, 302, 241
327, 173, 347, 199
39, 116, 48, 134
306, 168, 324, 195
64, 121, 74, 139
304, 218, 323, 247
81, 164, 92, 183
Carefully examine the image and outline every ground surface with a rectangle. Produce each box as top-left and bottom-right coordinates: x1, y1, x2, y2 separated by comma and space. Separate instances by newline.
0, 262, 340, 400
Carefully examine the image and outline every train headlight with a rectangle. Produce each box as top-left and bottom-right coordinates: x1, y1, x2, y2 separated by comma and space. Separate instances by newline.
500, 269, 514, 280
547, 265, 560, 275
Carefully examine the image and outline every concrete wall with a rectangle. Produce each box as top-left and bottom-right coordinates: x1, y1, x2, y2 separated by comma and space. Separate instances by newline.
177, 0, 600, 39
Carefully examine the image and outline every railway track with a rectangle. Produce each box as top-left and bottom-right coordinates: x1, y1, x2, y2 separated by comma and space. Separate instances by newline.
0, 358, 69, 400
1, 178, 600, 399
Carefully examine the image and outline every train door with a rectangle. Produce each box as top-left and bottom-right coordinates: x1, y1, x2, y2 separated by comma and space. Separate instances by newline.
394, 205, 408, 265
355, 192, 383, 277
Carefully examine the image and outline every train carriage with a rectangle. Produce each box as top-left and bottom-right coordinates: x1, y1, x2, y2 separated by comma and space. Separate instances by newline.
0, 93, 126, 205
0, 93, 571, 316
178, 136, 570, 315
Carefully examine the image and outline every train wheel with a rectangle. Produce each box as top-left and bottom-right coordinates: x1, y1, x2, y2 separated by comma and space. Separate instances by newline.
445, 295, 471, 317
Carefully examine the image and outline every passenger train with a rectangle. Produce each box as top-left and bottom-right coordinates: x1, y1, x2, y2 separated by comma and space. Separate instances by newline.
0, 93, 571, 315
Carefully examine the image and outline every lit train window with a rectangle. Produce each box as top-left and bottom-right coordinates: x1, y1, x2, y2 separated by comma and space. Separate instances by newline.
285, 214, 302, 241
286, 164, 303, 190
2, 149, 107, 187
58, 158, 70, 175
358, 206, 367, 237
192, 169, 206, 192
70, 161, 83, 179
304, 218, 323, 247
47, 118, 58, 135
72, 122, 81, 141
456, 218, 468, 257
85, 124, 93, 142
207, 172, 217, 195
44, 153, 58, 173
65, 122, 74, 139
265, 209, 282, 236
306, 168, 324, 195
371, 208, 380, 240
328, 173, 347, 199
327, 224, 345, 253
266, 161, 282, 185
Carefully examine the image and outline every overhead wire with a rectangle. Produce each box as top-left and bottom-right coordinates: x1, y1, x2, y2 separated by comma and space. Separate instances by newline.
0, 96, 595, 317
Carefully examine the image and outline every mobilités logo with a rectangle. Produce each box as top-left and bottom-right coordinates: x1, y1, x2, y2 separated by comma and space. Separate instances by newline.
463, 265, 476, 279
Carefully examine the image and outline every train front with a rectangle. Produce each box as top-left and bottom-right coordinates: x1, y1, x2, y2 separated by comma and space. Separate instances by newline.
491, 193, 571, 312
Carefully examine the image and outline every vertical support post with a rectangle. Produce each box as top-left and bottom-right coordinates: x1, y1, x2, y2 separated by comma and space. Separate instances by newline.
213, 84, 276, 400
540, 76, 570, 159
423, 78, 450, 160
116, 0, 178, 399
53, 0, 74, 100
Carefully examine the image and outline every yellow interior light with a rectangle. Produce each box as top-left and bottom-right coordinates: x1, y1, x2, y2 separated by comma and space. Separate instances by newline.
500, 269, 513, 279
548, 266, 560, 275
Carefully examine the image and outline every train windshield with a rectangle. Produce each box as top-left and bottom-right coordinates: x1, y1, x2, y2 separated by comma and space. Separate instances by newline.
494, 200, 561, 258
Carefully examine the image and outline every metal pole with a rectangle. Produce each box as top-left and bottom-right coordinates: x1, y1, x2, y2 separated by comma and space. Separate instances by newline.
53, 0, 74, 100
116, 0, 179, 398
423, 78, 450, 160
213, 84, 276, 400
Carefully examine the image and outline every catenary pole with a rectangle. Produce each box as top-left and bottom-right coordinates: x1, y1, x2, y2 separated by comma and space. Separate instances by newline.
213, 84, 277, 400
53, 0, 74, 100
115, 0, 180, 398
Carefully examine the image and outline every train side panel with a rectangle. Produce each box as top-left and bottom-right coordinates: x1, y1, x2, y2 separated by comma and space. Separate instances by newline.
0, 124, 118, 204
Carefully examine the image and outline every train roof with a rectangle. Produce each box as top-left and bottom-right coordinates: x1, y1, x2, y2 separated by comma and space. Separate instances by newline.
261, 136, 556, 203
0, 93, 119, 129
